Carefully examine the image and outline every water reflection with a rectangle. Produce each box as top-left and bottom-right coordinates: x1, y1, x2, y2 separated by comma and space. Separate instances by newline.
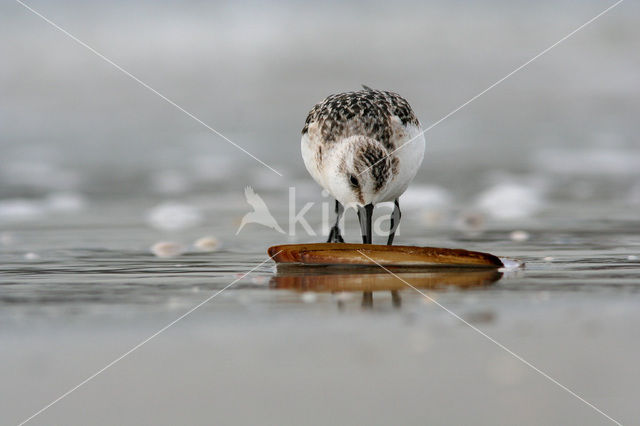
271, 266, 503, 309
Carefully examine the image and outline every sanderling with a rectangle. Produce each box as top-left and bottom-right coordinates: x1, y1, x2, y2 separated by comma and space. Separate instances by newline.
301, 85, 425, 244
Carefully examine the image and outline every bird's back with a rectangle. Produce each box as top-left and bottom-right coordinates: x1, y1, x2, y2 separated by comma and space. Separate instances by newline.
302, 87, 420, 152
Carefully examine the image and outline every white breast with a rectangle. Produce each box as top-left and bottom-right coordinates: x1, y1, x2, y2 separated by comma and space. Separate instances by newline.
378, 122, 426, 203
301, 131, 325, 189
301, 120, 426, 204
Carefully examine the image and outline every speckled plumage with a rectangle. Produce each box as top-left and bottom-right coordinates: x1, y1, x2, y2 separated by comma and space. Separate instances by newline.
302, 86, 419, 152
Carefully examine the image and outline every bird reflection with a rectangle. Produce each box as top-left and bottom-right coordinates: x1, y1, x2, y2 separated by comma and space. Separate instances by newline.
270, 266, 503, 310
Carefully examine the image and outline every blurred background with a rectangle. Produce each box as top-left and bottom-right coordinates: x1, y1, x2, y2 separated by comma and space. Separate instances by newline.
1, 1, 639, 425
1, 0, 639, 224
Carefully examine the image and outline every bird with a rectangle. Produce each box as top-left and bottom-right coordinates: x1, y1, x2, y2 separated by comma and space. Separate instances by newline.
236, 186, 285, 235
301, 85, 425, 245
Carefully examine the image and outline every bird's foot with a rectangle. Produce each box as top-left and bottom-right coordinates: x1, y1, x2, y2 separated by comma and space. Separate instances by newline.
327, 226, 345, 243
386, 234, 395, 246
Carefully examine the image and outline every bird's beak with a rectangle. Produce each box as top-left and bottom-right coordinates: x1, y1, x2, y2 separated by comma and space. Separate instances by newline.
357, 204, 374, 244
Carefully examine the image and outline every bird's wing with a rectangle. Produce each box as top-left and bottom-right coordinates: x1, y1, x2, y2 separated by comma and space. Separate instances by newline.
301, 89, 419, 151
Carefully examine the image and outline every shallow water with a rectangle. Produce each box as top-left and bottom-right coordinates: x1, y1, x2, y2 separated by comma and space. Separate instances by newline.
2, 0, 640, 425
2, 200, 639, 425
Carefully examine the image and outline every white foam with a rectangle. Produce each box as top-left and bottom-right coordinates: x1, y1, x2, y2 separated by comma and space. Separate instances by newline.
1, 162, 80, 190
146, 202, 202, 230
0, 199, 45, 221
477, 183, 542, 220
499, 258, 525, 271
535, 147, 640, 176
0, 193, 86, 222
401, 185, 452, 209
45, 192, 85, 212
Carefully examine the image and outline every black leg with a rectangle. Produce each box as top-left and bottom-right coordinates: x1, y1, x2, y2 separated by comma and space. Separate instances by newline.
357, 204, 374, 244
327, 200, 345, 243
387, 199, 401, 245
362, 291, 373, 309
391, 290, 401, 308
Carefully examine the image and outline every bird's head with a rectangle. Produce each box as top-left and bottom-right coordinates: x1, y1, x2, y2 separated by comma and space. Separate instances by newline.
324, 136, 395, 208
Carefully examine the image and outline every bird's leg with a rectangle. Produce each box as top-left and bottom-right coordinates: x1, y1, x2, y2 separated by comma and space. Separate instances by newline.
387, 199, 401, 245
357, 204, 374, 244
391, 290, 402, 308
361, 291, 373, 309
326, 200, 345, 243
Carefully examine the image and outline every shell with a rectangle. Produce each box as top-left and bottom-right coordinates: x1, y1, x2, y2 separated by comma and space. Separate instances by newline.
268, 243, 503, 268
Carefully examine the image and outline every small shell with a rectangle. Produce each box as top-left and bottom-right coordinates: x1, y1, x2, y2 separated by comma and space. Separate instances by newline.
151, 241, 184, 258
509, 230, 530, 242
193, 236, 221, 252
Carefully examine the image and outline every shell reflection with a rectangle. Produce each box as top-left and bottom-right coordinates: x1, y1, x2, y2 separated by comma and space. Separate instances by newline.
271, 266, 503, 309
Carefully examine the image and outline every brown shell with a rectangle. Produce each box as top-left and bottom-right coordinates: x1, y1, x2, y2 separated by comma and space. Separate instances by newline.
268, 243, 504, 268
